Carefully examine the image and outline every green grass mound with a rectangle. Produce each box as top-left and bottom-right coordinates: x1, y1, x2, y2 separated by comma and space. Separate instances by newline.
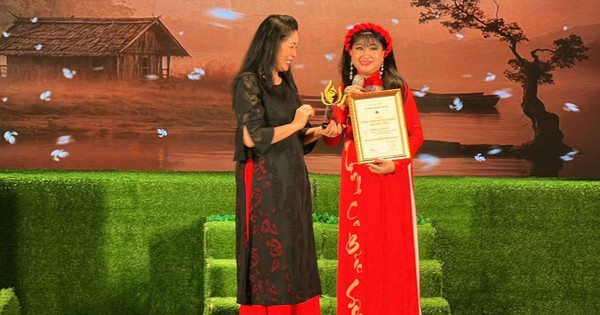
203, 220, 451, 315
0, 288, 21, 315
205, 296, 450, 315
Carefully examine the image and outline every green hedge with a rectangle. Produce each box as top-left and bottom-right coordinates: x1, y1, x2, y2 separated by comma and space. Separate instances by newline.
0, 171, 599, 315
415, 177, 600, 315
0, 288, 20, 315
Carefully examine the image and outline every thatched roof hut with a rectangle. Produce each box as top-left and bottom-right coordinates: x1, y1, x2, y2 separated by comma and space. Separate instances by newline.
0, 17, 190, 79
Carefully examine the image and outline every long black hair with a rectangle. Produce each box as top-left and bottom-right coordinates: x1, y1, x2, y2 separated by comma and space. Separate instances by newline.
233, 14, 299, 91
339, 30, 407, 92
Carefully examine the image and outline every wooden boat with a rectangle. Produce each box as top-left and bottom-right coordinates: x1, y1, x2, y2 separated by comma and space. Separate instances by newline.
301, 90, 501, 115
412, 90, 500, 113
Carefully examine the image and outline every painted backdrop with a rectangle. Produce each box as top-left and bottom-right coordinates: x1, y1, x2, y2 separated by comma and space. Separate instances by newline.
0, 0, 599, 177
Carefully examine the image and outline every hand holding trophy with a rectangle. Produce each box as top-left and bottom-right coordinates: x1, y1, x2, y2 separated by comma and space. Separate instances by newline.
320, 80, 347, 128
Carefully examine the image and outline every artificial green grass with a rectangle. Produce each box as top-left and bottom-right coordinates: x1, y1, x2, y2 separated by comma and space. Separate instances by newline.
0, 288, 20, 315
1, 171, 599, 314
204, 297, 451, 315
416, 177, 600, 315
203, 221, 442, 298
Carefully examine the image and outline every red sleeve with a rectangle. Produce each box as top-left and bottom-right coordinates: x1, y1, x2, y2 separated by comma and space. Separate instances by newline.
393, 85, 424, 171
323, 105, 347, 147
404, 86, 424, 155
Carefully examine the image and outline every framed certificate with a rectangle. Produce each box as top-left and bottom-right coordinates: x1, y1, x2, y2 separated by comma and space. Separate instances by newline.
347, 89, 411, 164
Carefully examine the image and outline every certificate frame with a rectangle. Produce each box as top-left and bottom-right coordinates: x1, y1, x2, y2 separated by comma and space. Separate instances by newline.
347, 88, 411, 164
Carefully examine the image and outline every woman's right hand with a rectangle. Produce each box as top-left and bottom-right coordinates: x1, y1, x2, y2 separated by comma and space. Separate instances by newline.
340, 85, 364, 110
292, 104, 314, 129
344, 84, 364, 95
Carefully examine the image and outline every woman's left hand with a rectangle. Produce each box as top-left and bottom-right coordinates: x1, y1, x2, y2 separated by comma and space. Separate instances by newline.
367, 158, 395, 175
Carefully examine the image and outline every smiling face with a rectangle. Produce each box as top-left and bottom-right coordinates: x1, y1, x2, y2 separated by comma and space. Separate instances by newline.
274, 30, 299, 74
349, 35, 384, 77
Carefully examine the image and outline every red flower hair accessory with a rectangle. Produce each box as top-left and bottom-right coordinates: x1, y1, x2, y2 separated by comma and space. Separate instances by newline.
344, 22, 393, 58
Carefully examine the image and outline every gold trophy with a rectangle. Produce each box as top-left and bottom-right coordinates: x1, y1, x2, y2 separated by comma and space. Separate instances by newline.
320, 80, 347, 128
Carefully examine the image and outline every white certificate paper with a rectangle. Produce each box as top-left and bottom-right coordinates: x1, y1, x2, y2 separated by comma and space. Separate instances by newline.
348, 89, 411, 164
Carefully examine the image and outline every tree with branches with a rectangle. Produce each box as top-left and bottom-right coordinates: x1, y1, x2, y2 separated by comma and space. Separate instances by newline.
410, 0, 589, 173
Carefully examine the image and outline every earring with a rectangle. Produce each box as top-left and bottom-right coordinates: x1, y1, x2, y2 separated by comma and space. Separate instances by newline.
380, 62, 384, 79
349, 62, 354, 80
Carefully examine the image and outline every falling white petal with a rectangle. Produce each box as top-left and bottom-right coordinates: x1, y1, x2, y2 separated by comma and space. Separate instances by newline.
493, 89, 513, 99
416, 154, 440, 170
2, 31, 9, 38
31, 17, 38, 23
208, 22, 231, 29
1, 97, 7, 102
4, 131, 18, 144
456, 33, 464, 40
51, 149, 69, 161
207, 7, 243, 21
324, 53, 336, 61
485, 72, 496, 82
421, 85, 430, 92
563, 26, 568, 31
391, 18, 400, 25
157, 128, 168, 138
145, 74, 160, 80
56, 135, 74, 145
560, 154, 573, 161
62, 68, 74, 79
488, 147, 502, 155
40, 91, 52, 101
474, 153, 486, 162
179, 31, 184, 36
413, 91, 426, 97
449, 97, 463, 111
563, 102, 580, 112
35, 44, 43, 50
187, 73, 201, 80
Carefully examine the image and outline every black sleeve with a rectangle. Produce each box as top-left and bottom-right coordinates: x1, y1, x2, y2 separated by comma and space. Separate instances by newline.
232, 74, 274, 161
300, 123, 317, 155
